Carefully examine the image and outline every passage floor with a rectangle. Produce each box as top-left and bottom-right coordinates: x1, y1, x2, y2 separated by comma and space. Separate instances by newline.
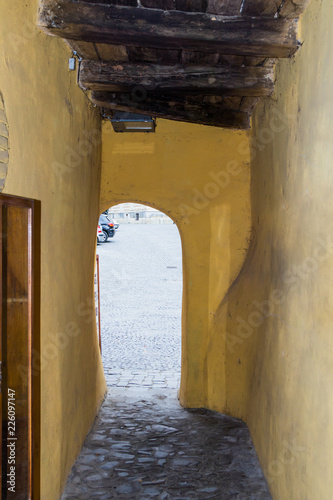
61, 387, 271, 500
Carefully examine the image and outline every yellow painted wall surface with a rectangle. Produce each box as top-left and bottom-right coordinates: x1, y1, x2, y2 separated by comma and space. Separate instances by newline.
219, 0, 333, 497
101, 120, 251, 409
0, 1, 106, 498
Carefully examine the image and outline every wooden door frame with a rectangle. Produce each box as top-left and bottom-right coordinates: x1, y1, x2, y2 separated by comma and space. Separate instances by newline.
0, 194, 41, 499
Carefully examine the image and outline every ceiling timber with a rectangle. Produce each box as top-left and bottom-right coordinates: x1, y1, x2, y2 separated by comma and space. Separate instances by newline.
38, 0, 310, 129
79, 61, 275, 96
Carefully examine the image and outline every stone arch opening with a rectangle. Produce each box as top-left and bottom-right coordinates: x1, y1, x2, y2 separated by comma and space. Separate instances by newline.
98, 201, 183, 392
100, 118, 252, 409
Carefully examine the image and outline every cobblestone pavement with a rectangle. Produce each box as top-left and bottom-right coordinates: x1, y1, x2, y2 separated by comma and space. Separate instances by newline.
61, 388, 272, 500
61, 224, 272, 499
97, 224, 182, 377
105, 370, 180, 390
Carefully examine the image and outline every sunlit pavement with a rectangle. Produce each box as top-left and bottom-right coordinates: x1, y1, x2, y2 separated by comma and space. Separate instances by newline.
105, 370, 180, 391
98, 224, 182, 377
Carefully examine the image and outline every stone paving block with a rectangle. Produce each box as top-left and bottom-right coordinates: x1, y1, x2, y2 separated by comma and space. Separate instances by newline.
61, 388, 272, 500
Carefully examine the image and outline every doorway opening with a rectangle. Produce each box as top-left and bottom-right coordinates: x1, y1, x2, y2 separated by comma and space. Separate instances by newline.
97, 203, 183, 391
0, 194, 40, 499
61, 204, 273, 499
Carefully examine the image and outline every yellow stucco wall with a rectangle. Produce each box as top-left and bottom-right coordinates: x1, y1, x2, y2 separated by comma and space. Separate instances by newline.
219, 0, 333, 498
3, 0, 328, 496
101, 119, 251, 409
0, 1, 106, 498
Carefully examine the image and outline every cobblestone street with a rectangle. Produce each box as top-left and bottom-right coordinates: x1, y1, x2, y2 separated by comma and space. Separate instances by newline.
62, 389, 271, 500
98, 224, 182, 383
61, 224, 271, 499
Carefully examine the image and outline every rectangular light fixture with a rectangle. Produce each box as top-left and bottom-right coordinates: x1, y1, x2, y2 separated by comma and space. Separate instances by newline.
111, 112, 156, 133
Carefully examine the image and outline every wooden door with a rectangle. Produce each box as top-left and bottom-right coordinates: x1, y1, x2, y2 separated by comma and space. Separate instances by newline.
0, 194, 40, 499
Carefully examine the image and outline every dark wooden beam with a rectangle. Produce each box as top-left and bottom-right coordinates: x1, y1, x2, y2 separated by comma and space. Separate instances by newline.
90, 90, 251, 129
128, 46, 181, 64
79, 60, 275, 96
174, 0, 208, 12
65, 40, 100, 60
79, 0, 137, 4
207, 0, 243, 16
38, 1, 300, 58
279, 0, 310, 18
242, 0, 281, 17
141, 0, 175, 9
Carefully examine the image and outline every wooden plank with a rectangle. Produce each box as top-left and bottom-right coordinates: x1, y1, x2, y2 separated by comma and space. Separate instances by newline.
79, 60, 275, 96
92, 91, 251, 129
80, 0, 138, 4
279, 0, 310, 18
218, 54, 245, 65
95, 43, 129, 61
242, 0, 281, 16
38, 1, 300, 58
0, 198, 37, 499
127, 46, 181, 63
65, 40, 99, 60
141, 0, 175, 9
174, 0, 208, 12
207, 0, 243, 15
223, 96, 243, 109
243, 56, 267, 66
239, 96, 259, 112
204, 96, 244, 110
0, 194, 41, 500
31, 198, 41, 500
181, 51, 220, 64
203, 95, 222, 104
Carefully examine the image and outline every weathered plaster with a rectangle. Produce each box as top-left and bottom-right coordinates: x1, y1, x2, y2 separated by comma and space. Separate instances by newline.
220, 0, 333, 498
0, 1, 106, 498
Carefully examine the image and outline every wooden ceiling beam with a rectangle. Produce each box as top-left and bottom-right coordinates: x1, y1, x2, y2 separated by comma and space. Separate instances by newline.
278, 0, 310, 18
242, 0, 281, 17
207, 0, 243, 16
79, 60, 275, 96
140, 1, 175, 9
38, 1, 300, 58
91, 91, 251, 129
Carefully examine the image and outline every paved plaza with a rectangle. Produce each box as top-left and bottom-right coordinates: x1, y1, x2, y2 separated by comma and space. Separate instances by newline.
98, 224, 182, 383
61, 224, 271, 499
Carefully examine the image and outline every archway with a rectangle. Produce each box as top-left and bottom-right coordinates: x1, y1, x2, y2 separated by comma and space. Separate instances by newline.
100, 118, 252, 410
97, 202, 183, 391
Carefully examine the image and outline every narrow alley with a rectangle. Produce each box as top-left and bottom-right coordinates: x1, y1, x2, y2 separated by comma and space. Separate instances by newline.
61, 223, 271, 499
2, 0, 333, 498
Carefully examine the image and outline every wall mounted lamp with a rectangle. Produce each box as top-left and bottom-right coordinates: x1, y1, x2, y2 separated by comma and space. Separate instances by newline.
110, 112, 156, 133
